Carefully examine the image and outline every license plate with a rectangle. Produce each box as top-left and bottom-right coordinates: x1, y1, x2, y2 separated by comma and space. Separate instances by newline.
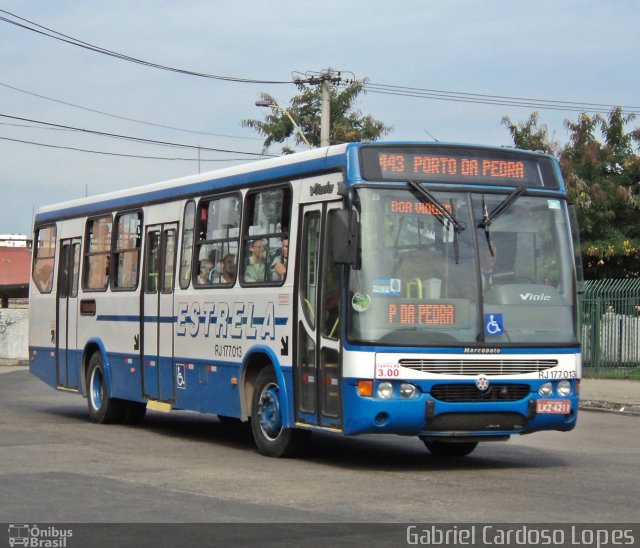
537, 400, 571, 414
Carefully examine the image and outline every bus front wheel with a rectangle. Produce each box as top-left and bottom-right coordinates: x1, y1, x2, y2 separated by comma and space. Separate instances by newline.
250, 368, 310, 458
422, 439, 478, 458
86, 352, 125, 424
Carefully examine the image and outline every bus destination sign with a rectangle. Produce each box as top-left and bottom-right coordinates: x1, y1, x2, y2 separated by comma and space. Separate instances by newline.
387, 303, 455, 325
360, 146, 559, 188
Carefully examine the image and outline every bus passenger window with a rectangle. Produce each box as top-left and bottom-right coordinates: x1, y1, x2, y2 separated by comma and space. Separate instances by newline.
194, 195, 240, 287
33, 225, 56, 293
113, 212, 141, 290
84, 215, 112, 290
179, 201, 195, 289
241, 187, 291, 285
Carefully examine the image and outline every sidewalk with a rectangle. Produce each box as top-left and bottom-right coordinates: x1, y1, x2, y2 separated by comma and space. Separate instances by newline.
580, 378, 640, 416
1, 363, 639, 415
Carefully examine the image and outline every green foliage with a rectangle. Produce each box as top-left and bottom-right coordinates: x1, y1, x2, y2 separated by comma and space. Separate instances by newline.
501, 112, 558, 154
504, 108, 640, 279
242, 80, 392, 154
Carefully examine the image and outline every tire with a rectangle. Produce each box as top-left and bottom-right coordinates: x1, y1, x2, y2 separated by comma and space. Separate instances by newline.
217, 415, 242, 425
122, 401, 147, 425
422, 439, 478, 458
251, 368, 310, 458
86, 352, 126, 424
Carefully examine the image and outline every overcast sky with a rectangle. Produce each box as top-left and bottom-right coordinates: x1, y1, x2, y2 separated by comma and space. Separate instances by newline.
1, 0, 638, 236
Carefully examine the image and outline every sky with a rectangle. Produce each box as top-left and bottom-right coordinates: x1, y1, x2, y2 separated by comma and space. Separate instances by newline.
0, 0, 638, 236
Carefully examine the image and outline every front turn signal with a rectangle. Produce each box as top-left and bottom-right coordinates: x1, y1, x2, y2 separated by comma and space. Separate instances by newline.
357, 380, 373, 397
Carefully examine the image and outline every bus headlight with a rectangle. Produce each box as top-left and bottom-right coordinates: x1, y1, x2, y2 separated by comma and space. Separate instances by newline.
557, 380, 572, 397
539, 382, 553, 396
377, 382, 394, 399
400, 383, 416, 399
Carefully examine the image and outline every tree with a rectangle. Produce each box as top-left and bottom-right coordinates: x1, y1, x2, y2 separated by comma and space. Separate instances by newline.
503, 108, 640, 279
243, 79, 392, 154
501, 112, 558, 154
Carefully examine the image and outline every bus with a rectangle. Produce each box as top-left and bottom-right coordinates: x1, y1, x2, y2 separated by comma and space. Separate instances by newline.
29, 142, 582, 458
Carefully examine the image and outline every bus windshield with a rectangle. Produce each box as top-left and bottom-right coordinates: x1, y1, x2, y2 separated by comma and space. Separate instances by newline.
347, 187, 578, 346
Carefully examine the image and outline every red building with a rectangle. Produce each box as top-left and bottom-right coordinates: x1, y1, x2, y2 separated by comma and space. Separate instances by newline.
0, 242, 31, 307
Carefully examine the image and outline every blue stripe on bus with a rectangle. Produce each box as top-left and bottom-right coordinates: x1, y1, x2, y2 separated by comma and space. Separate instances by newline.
96, 315, 289, 325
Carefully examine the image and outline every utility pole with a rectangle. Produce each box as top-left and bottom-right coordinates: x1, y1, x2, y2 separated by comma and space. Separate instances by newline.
295, 69, 342, 147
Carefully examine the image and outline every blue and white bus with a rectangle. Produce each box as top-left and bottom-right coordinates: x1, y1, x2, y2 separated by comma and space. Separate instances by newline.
29, 142, 582, 457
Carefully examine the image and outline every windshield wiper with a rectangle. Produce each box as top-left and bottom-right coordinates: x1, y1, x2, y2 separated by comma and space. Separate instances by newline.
408, 181, 466, 233
477, 186, 526, 256
478, 185, 526, 230
408, 180, 466, 263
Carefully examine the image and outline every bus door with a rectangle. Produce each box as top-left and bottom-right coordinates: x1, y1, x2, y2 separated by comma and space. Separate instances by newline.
56, 238, 81, 389
142, 223, 177, 402
295, 203, 343, 429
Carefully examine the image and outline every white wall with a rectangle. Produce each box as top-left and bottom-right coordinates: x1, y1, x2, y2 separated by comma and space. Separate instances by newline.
0, 308, 29, 365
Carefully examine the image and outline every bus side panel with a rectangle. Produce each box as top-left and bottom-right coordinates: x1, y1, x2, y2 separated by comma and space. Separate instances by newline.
108, 352, 144, 403
173, 361, 242, 417
77, 292, 141, 401
28, 258, 58, 389
29, 347, 57, 388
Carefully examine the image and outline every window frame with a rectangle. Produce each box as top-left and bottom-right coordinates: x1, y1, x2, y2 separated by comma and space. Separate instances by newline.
32, 225, 57, 294
194, 192, 242, 289
240, 185, 292, 287
83, 214, 113, 292
111, 210, 142, 291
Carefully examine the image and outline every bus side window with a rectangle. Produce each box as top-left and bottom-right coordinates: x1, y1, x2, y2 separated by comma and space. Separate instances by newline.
84, 215, 112, 290
194, 195, 240, 287
241, 187, 291, 285
113, 211, 141, 290
179, 201, 196, 289
33, 225, 57, 293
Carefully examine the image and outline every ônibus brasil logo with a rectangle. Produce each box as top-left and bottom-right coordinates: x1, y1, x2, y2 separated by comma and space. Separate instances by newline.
8, 524, 73, 547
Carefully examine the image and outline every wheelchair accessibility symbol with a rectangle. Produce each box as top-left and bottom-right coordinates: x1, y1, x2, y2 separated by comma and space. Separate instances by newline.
484, 313, 504, 336
176, 364, 186, 389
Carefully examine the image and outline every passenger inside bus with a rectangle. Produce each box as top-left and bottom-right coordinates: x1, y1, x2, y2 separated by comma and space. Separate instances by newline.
270, 237, 288, 281
196, 259, 214, 285
213, 253, 236, 284
244, 239, 267, 282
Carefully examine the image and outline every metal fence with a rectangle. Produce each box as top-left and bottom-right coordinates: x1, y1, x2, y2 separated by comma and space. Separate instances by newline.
579, 278, 640, 378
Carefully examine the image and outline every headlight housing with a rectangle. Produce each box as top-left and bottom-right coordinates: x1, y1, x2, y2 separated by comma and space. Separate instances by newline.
539, 382, 553, 396
557, 380, 572, 397
377, 381, 394, 399
400, 383, 417, 399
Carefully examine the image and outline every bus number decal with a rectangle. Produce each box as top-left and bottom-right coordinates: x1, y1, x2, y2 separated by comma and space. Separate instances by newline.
176, 301, 280, 341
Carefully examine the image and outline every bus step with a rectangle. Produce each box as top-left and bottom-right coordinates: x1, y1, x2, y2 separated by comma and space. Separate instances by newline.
146, 400, 172, 413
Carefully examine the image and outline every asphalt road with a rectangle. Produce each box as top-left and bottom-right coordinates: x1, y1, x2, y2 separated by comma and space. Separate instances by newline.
1, 368, 638, 530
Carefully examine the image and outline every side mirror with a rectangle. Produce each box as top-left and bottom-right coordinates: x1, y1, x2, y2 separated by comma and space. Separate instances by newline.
330, 210, 359, 265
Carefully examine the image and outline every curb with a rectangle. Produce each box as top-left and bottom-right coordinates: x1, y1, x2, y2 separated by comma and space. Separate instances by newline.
580, 399, 640, 416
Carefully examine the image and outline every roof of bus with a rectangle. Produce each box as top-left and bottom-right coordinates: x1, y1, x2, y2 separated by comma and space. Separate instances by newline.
33, 141, 560, 225
34, 143, 352, 225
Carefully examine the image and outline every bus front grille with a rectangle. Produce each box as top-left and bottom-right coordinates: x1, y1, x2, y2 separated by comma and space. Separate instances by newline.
431, 383, 530, 402
400, 358, 558, 376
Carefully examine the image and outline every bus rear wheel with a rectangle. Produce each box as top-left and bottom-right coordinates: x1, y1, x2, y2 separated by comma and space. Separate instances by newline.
251, 368, 310, 458
422, 439, 478, 458
86, 352, 126, 424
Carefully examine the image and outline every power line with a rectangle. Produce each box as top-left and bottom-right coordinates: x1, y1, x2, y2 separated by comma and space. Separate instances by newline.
0, 135, 260, 162
0, 9, 292, 85
361, 82, 640, 115
0, 113, 272, 157
0, 81, 261, 140
3, 7, 637, 123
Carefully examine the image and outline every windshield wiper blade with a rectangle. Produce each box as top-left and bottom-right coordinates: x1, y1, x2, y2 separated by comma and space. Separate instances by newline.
477, 185, 526, 230
408, 180, 466, 233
